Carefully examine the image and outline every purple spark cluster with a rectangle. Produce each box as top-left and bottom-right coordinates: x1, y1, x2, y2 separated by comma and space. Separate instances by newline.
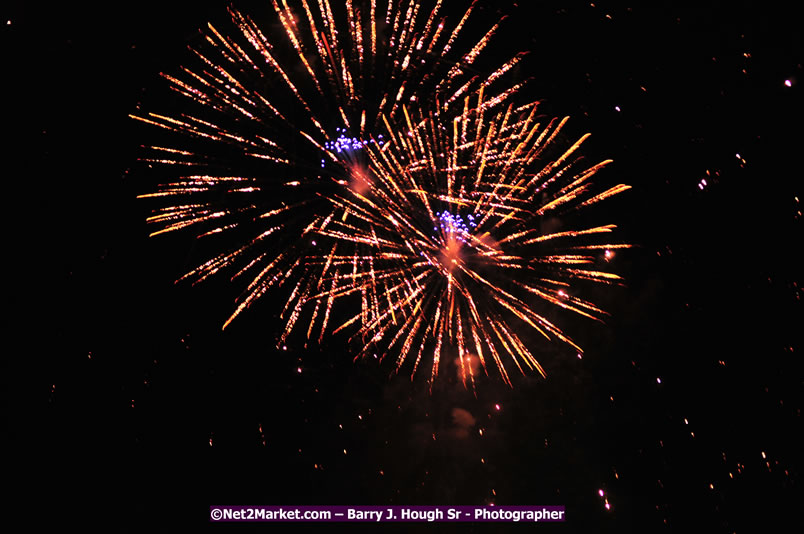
434, 211, 478, 243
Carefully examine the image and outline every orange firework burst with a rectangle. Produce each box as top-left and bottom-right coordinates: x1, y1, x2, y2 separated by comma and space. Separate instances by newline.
131, 0, 526, 330
298, 91, 631, 389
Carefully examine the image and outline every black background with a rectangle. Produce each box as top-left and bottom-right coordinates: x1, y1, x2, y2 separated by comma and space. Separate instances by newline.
6, 1, 802, 531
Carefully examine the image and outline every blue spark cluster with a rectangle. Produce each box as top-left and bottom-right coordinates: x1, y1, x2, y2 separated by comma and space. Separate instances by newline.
321, 128, 383, 167
433, 211, 478, 243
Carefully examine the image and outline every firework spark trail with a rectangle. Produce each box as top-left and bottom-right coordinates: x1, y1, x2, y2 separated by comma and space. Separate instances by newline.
301, 95, 630, 389
132, 1, 526, 330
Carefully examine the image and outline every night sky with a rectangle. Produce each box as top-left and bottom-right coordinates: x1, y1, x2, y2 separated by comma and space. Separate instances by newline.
8, 1, 802, 531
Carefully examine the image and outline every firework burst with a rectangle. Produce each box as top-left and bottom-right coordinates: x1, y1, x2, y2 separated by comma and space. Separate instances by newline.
302, 91, 631, 389
131, 0, 526, 329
